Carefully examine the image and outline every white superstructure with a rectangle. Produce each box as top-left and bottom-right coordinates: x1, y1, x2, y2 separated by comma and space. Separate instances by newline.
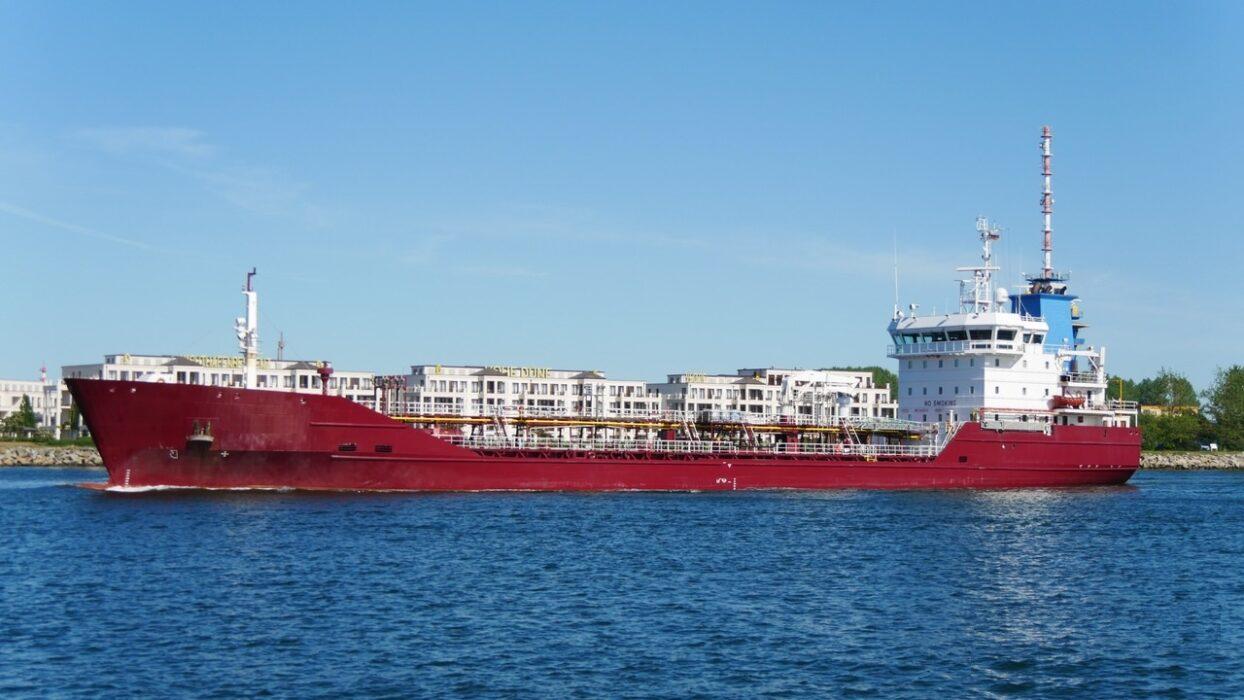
887, 127, 1135, 430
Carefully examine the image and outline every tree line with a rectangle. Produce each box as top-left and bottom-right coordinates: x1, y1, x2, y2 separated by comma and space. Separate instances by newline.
1111, 366, 1244, 451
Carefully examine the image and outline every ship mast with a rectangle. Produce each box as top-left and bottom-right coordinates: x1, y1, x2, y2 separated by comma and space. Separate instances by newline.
1041, 125, 1054, 279
957, 217, 1001, 313
235, 268, 259, 389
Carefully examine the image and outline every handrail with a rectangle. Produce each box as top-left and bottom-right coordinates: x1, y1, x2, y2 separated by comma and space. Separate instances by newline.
886, 340, 1027, 356
442, 435, 942, 458
369, 402, 928, 432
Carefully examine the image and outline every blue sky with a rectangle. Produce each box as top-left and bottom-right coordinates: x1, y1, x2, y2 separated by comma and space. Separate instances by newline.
1, 1, 1241, 389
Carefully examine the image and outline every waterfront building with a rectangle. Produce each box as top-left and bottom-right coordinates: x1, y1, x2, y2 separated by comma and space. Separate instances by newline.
0, 375, 60, 434
649, 368, 895, 419
396, 363, 893, 420
60, 353, 375, 433
401, 364, 660, 416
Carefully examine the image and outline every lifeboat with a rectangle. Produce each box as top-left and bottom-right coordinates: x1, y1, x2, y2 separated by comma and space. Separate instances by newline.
1051, 395, 1086, 409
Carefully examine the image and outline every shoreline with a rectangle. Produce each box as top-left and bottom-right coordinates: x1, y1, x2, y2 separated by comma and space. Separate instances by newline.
0, 443, 1241, 470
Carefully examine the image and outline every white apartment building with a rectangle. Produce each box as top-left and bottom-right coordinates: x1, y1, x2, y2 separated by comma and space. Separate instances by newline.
399, 364, 893, 419
61, 353, 375, 433
0, 378, 60, 433
402, 364, 660, 415
649, 368, 896, 419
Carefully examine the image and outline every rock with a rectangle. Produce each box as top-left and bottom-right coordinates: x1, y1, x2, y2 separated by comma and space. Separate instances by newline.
0, 445, 103, 467
1141, 451, 1244, 470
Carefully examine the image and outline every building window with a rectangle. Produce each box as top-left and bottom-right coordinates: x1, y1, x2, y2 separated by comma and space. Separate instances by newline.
907, 387, 913, 396
922, 387, 928, 395
938, 387, 943, 395
938, 360, 943, 368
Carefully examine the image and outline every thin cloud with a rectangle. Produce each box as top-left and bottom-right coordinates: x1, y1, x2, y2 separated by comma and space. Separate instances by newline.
72, 125, 324, 224
0, 202, 154, 250
72, 126, 215, 159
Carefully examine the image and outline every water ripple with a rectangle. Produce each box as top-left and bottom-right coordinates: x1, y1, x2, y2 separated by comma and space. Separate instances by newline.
1, 468, 1243, 698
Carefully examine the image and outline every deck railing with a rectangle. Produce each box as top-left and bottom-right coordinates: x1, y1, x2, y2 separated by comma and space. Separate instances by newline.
886, 340, 1026, 356
443, 435, 943, 458
366, 401, 927, 433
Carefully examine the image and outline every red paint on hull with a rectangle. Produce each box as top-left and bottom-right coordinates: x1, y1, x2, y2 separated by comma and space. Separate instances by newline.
68, 379, 1141, 491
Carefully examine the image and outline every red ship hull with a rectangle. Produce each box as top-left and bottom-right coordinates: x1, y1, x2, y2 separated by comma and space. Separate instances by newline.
68, 379, 1141, 491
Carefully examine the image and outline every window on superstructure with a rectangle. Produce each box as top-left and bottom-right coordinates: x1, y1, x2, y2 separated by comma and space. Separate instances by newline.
1033, 335, 1044, 344
1045, 388, 1050, 396
938, 360, 943, 368
922, 387, 927, 395
938, 387, 943, 395
948, 330, 967, 341
907, 388, 912, 396
994, 386, 999, 394
954, 386, 959, 394
969, 330, 990, 340
997, 330, 1017, 341
994, 359, 1000, 367
970, 386, 975, 394
1022, 387, 1028, 396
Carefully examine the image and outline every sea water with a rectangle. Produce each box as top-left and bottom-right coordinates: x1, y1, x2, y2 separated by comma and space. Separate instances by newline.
2, 467, 1242, 698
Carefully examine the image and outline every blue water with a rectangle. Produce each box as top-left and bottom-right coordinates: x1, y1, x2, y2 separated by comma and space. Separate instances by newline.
2, 469, 1243, 698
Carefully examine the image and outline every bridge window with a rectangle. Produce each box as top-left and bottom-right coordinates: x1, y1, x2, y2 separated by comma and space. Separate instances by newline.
947, 330, 968, 341
969, 330, 991, 340
1033, 334, 1044, 344
997, 329, 1017, 341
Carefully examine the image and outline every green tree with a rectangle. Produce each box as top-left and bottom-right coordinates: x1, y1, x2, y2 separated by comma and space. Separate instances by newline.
1204, 366, 1244, 450
1138, 412, 1207, 451
1135, 368, 1198, 408
2, 395, 38, 436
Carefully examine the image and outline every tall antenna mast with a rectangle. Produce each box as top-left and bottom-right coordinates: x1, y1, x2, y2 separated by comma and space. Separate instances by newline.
892, 232, 901, 319
1041, 125, 1054, 279
235, 268, 259, 389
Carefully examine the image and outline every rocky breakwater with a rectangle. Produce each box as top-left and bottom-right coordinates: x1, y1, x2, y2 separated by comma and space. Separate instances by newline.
0, 444, 103, 467
1142, 451, 1244, 470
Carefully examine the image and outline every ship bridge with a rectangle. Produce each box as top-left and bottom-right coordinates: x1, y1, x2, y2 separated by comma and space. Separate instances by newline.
888, 213, 1133, 430
887, 311, 1049, 358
